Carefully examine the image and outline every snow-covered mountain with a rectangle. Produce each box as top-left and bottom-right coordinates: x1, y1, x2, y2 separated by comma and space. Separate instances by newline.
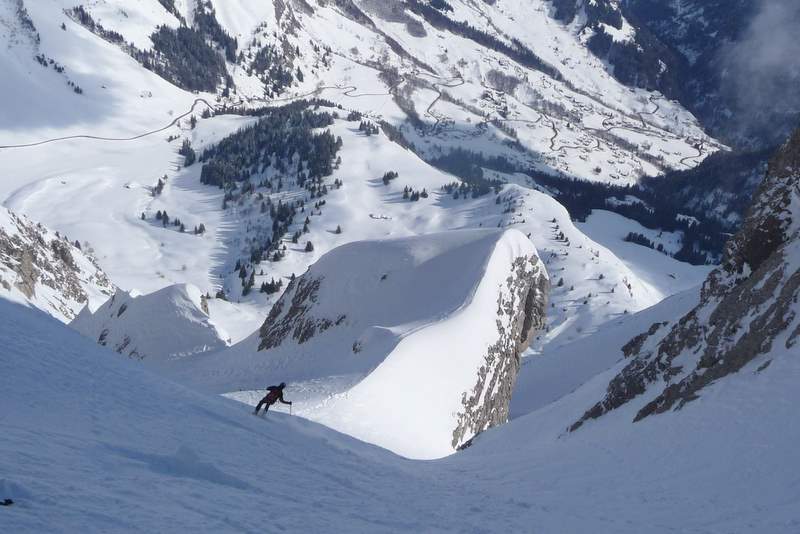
0, 205, 112, 321
70, 283, 229, 361
2, 0, 721, 178
571, 126, 800, 431
172, 229, 548, 458
3, 0, 800, 530
0, 0, 724, 346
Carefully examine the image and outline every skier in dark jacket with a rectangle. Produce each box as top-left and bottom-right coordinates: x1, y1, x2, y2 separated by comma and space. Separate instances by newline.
253, 382, 292, 415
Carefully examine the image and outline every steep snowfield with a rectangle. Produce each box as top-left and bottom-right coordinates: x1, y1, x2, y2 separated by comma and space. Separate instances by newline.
175, 229, 548, 458
2, 295, 799, 532
0, 205, 113, 321
70, 283, 229, 361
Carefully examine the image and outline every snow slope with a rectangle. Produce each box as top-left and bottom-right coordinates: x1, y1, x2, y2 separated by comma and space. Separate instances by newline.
2, 290, 799, 532
70, 283, 229, 361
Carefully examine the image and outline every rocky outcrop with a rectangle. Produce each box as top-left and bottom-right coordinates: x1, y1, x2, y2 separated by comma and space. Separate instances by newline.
571, 128, 800, 431
257, 277, 345, 351
0, 207, 113, 321
453, 255, 548, 449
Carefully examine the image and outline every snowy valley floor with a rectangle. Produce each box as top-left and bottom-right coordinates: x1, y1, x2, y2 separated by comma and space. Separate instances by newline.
2, 298, 799, 533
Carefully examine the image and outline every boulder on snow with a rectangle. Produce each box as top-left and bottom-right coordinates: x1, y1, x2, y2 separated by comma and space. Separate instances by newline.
70, 283, 229, 362
0, 206, 113, 322
571, 127, 800, 431
214, 229, 549, 458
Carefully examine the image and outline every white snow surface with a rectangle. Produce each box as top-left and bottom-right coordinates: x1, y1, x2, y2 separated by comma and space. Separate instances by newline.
2, 295, 799, 532
70, 283, 229, 362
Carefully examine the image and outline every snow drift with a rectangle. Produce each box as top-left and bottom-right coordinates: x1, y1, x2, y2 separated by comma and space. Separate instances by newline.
70, 283, 229, 362
0, 205, 113, 321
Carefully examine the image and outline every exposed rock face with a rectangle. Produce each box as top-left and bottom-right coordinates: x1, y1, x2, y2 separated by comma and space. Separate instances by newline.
0, 207, 113, 321
453, 256, 548, 449
257, 277, 345, 351
571, 128, 800, 431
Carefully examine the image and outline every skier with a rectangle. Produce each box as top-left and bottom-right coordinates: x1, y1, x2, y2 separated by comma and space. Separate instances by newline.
253, 382, 292, 415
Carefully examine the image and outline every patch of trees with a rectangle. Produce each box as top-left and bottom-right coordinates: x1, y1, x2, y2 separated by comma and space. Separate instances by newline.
66, 7, 125, 44
248, 43, 295, 95
404, 0, 561, 80
260, 278, 283, 295
532, 173, 727, 265
34, 54, 64, 73
153, 175, 167, 196
640, 148, 770, 231
156, 0, 182, 20
179, 140, 196, 166
199, 102, 341, 189
382, 171, 399, 185
67, 5, 232, 93
486, 69, 521, 94
34, 52, 83, 94
148, 25, 230, 92
379, 120, 415, 151
402, 186, 428, 201
429, 148, 504, 197
359, 121, 379, 135
530, 146, 770, 265
194, 1, 237, 61
16, 1, 39, 41
624, 232, 658, 250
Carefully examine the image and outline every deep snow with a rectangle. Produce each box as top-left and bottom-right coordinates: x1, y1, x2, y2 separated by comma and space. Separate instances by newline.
2, 293, 799, 533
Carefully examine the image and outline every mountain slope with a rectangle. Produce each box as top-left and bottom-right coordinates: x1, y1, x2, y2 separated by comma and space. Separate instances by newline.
2, 0, 721, 181
3, 280, 799, 532
571, 127, 800, 430
0, 205, 113, 321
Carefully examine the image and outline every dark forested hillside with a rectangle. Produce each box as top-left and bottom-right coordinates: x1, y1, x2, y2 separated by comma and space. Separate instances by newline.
199, 101, 342, 189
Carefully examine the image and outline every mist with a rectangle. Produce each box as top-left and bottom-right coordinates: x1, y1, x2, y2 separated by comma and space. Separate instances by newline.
720, 0, 800, 145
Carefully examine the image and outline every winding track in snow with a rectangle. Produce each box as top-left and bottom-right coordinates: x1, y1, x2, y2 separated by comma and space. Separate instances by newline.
680, 141, 705, 168
0, 76, 407, 151
417, 72, 465, 134
0, 98, 215, 150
